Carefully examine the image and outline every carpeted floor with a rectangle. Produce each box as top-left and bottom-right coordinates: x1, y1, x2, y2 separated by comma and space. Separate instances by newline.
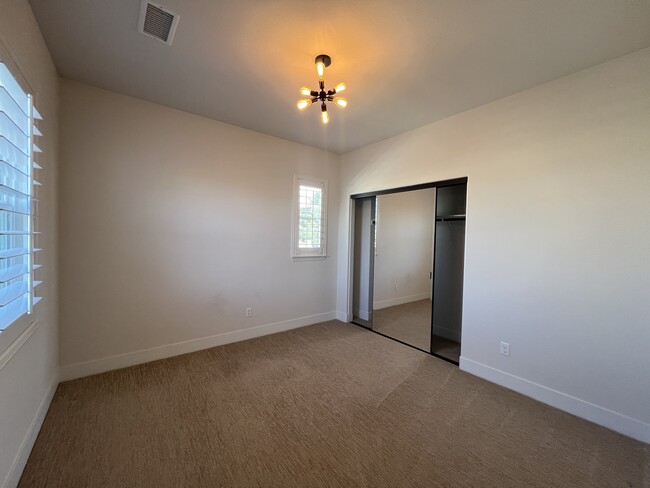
20, 321, 649, 487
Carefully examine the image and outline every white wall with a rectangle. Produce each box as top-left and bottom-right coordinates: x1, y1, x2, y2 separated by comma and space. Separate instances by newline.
58, 80, 339, 378
373, 189, 435, 309
336, 48, 650, 443
0, 1, 59, 487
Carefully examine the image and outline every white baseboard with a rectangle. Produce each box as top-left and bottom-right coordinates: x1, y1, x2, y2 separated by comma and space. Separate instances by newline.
374, 293, 430, 310
460, 357, 650, 444
59, 311, 337, 382
336, 311, 351, 322
2, 377, 57, 488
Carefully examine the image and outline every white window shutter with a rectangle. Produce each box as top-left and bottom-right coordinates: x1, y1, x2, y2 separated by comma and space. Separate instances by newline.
0, 61, 43, 342
291, 175, 328, 259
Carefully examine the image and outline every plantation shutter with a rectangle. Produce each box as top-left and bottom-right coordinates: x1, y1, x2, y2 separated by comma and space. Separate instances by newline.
0, 61, 41, 334
292, 176, 328, 258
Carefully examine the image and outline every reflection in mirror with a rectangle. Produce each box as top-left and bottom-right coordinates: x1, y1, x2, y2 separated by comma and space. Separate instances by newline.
371, 188, 436, 351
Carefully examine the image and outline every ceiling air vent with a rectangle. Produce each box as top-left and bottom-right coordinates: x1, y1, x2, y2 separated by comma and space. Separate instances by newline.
138, 1, 180, 45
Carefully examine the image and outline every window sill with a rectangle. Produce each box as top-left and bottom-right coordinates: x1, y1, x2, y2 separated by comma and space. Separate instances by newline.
291, 255, 329, 262
0, 319, 40, 372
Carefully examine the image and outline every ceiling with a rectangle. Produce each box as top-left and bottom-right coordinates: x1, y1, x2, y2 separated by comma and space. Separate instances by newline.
28, 0, 650, 153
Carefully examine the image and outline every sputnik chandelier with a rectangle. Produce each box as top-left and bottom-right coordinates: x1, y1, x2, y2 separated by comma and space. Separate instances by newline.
296, 54, 347, 124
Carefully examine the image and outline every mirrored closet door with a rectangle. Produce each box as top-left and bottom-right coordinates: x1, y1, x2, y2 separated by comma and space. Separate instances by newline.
371, 188, 435, 351
352, 197, 375, 328
351, 179, 467, 364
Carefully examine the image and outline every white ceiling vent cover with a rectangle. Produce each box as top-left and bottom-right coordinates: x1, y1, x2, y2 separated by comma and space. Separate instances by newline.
138, 1, 180, 45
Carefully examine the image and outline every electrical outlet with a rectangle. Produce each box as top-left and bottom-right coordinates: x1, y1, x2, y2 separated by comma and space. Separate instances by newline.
245, 307, 252, 318
500, 342, 510, 356
395, 283, 399, 292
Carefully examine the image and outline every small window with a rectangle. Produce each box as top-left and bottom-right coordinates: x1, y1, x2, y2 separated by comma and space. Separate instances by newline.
292, 175, 328, 259
0, 60, 43, 351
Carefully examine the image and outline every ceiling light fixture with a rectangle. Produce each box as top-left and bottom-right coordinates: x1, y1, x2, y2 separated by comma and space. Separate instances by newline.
296, 54, 347, 125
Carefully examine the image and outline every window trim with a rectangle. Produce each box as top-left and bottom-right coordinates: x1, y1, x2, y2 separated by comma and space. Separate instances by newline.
291, 174, 328, 260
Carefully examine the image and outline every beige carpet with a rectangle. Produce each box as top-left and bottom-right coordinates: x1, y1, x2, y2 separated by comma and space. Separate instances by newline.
373, 299, 433, 352
20, 321, 648, 487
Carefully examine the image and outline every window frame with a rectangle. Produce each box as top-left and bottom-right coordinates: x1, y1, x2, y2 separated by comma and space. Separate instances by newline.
0, 47, 40, 357
291, 174, 328, 260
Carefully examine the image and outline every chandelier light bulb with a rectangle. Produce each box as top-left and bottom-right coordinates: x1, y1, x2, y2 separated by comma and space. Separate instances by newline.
297, 99, 311, 110
321, 103, 329, 124
300, 87, 312, 96
334, 97, 348, 108
334, 83, 346, 93
316, 61, 325, 78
